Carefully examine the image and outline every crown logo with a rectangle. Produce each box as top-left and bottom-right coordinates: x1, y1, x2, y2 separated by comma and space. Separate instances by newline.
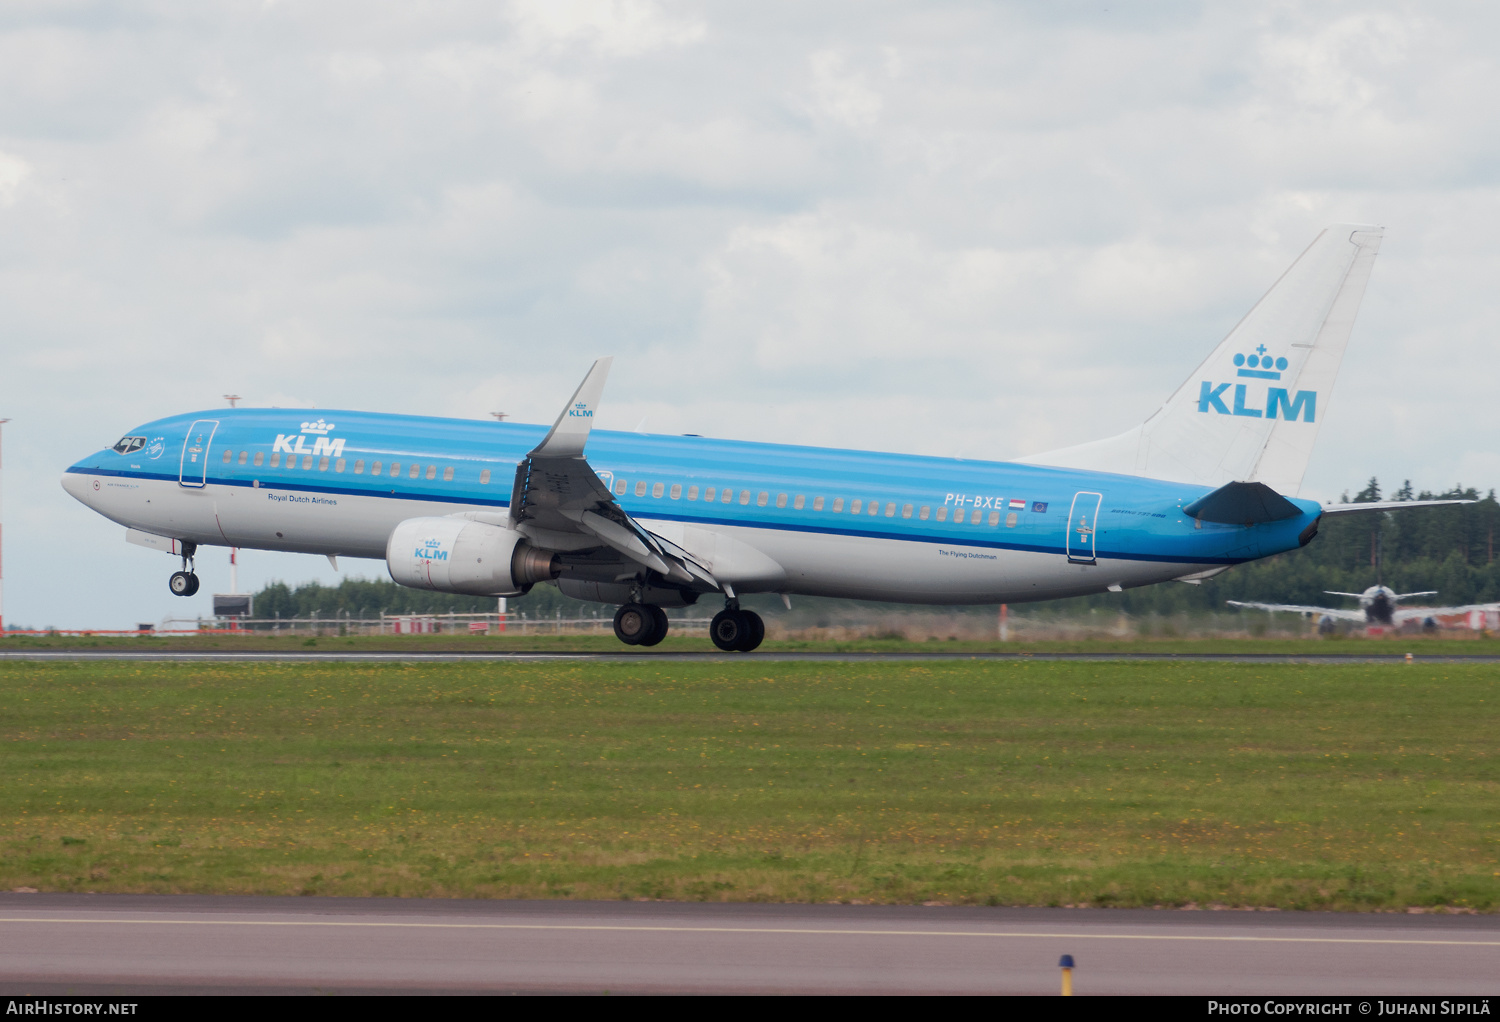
300, 418, 335, 435
1233, 346, 1288, 380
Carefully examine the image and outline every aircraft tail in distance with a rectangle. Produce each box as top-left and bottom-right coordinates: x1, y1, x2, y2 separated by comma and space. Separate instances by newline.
1020, 224, 1384, 496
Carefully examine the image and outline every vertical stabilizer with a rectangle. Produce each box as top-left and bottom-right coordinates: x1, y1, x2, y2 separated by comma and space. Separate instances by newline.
1020, 225, 1383, 495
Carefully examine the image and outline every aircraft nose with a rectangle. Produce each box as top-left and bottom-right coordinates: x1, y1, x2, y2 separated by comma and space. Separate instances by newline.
61, 468, 97, 506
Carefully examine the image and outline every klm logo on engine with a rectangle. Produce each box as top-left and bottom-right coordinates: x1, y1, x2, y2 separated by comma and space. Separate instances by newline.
1197, 346, 1315, 422
417, 537, 448, 561
273, 418, 346, 458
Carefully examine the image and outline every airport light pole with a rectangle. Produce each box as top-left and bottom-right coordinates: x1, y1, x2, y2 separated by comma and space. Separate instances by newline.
0, 418, 9, 635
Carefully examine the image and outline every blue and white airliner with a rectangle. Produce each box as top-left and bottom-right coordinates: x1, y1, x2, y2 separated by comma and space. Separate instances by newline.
61, 224, 1466, 650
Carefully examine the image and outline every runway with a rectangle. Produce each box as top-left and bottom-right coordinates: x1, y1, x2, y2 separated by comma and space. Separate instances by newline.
4, 649, 1500, 664
1, 894, 1496, 994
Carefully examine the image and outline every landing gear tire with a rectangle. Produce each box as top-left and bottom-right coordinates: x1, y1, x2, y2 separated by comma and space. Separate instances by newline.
710, 609, 764, 652
637, 605, 670, 647
169, 571, 199, 597
613, 603, 656, 646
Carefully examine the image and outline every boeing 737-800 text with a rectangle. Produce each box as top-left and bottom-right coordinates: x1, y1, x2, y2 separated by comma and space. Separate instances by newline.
62, 224, 1466, 650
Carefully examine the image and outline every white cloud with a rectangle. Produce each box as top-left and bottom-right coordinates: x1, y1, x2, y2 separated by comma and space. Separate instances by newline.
0, 149, 29, 206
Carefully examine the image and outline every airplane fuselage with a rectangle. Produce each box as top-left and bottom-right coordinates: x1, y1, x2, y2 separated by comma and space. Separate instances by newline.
62, 408, 1322, 606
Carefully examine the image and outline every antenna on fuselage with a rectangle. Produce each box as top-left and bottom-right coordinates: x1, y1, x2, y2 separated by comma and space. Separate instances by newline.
223, 394, 241, 408
490, 412, 509, 422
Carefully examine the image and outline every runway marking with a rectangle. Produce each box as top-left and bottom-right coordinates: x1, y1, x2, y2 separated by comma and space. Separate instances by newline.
2, 917, 1497, 947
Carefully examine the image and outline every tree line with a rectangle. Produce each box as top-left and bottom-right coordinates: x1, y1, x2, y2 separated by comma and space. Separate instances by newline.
249, 479, 1500, 619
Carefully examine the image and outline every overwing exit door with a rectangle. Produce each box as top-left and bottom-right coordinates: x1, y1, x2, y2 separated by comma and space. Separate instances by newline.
179, 419, 219, 488
1066, 491, 1103, 564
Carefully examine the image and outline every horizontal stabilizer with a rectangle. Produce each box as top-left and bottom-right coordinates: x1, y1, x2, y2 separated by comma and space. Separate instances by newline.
1319, 499, 1473, 516
1184, 481, 1301, 525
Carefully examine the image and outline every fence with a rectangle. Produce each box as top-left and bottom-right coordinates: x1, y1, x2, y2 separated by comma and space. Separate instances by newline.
118, 612, 723, 637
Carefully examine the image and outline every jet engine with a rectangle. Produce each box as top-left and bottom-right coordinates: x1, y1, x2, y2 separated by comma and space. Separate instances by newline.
386, 517, 560, 596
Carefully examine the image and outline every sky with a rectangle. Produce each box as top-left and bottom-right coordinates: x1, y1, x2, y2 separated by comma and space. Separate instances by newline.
3, 1, 1500, 629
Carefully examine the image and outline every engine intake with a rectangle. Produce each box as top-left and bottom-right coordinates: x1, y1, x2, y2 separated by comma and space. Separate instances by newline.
386, 517, 559, 596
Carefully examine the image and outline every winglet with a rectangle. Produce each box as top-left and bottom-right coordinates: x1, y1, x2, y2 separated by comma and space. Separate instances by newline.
530, 358, 613, 459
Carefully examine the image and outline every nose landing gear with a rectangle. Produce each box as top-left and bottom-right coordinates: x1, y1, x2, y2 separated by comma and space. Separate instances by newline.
168, 541, 200, 597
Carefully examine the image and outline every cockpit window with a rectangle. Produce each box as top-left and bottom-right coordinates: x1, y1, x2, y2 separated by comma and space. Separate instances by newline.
113, 436, 146, 454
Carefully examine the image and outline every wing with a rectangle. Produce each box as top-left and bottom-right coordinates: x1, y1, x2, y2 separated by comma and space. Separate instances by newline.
506, 359, 716, 591
1392, 591, 1438, 601
1393, 603, 1500, 623
1227, 600, 1366, 621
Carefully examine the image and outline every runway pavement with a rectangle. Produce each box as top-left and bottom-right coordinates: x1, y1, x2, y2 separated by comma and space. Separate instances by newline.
0, 894, 1496, 994
4, 649, 1500, 664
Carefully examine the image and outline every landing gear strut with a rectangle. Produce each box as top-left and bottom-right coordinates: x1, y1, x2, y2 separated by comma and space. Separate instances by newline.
710, 606, 764, 652
613, 603, 669, 646
168, 541, 200, 597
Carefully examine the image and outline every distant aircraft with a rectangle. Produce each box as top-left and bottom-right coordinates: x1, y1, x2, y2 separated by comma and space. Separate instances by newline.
1228, 585, 1471, 628
62, 224, 1471, 650
1229, 535, 1493, 628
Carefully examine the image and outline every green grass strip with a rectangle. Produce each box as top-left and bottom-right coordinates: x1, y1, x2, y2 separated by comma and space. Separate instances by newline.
2, 660, 1496, 910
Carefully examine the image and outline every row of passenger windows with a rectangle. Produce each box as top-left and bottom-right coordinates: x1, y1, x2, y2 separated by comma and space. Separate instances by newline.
220, 449, 493, 485
612, 479, 1022, 528
212, 449, 1018, 528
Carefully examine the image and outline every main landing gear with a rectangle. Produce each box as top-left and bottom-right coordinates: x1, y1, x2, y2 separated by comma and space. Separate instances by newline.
710, 605, 764, 653
613, 603, 669, 646
168, 541, 200, 597
611, 596, 764, 652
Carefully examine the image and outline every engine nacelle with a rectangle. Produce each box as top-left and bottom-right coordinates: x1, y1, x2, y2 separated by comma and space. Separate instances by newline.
386, 517, 559, 596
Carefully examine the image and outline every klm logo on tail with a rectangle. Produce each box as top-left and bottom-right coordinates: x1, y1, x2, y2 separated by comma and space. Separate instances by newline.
1197, 346, 1315, 422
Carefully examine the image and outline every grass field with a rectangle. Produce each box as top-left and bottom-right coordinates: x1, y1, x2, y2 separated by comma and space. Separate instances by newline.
2, 658, 1496, 910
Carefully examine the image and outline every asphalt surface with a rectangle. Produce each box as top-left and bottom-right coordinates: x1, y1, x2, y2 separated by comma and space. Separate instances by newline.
4, 649, 1500, 664
0, 894, 1495, 995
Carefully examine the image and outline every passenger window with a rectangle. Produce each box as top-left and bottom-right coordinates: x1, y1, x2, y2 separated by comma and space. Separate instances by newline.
776, 493, 787, 508
793, 495, 805, 510
739, 490, 751, 505
480, 468, 490, 484
869, 501, 880, 516
936, 506, 948, 522
407, 464, 418, 479
971, 508, 983, 524
902, 504, 913, 519
649, 482, 662, 498
373, 461, 384, 476
254, 452, 264, 467
704, 487, 716, 502
885, 502, 896, 517
757, 492, 769, 507
988, 510, 1000, 526
423, 465, 434, 480
355, 460, 365, 475
635, 481, 647, 497
319, 456, 330, 472
687, 486, 699, 501
221, 450, 232, 463
833, 498, 844, 512
443, 467, 454, 482
814, 496, 825, 511
722, 489, 733, 504
270, 453, 281, 468
1006, 512, 1018, 528
239, 451, 248, 466
919, 506, 930, 520
614, 479, 626, 495
850, 499, 862, 514
670, 484, 682, 500
303, 455, 314, 470
389, 462, 400, 476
